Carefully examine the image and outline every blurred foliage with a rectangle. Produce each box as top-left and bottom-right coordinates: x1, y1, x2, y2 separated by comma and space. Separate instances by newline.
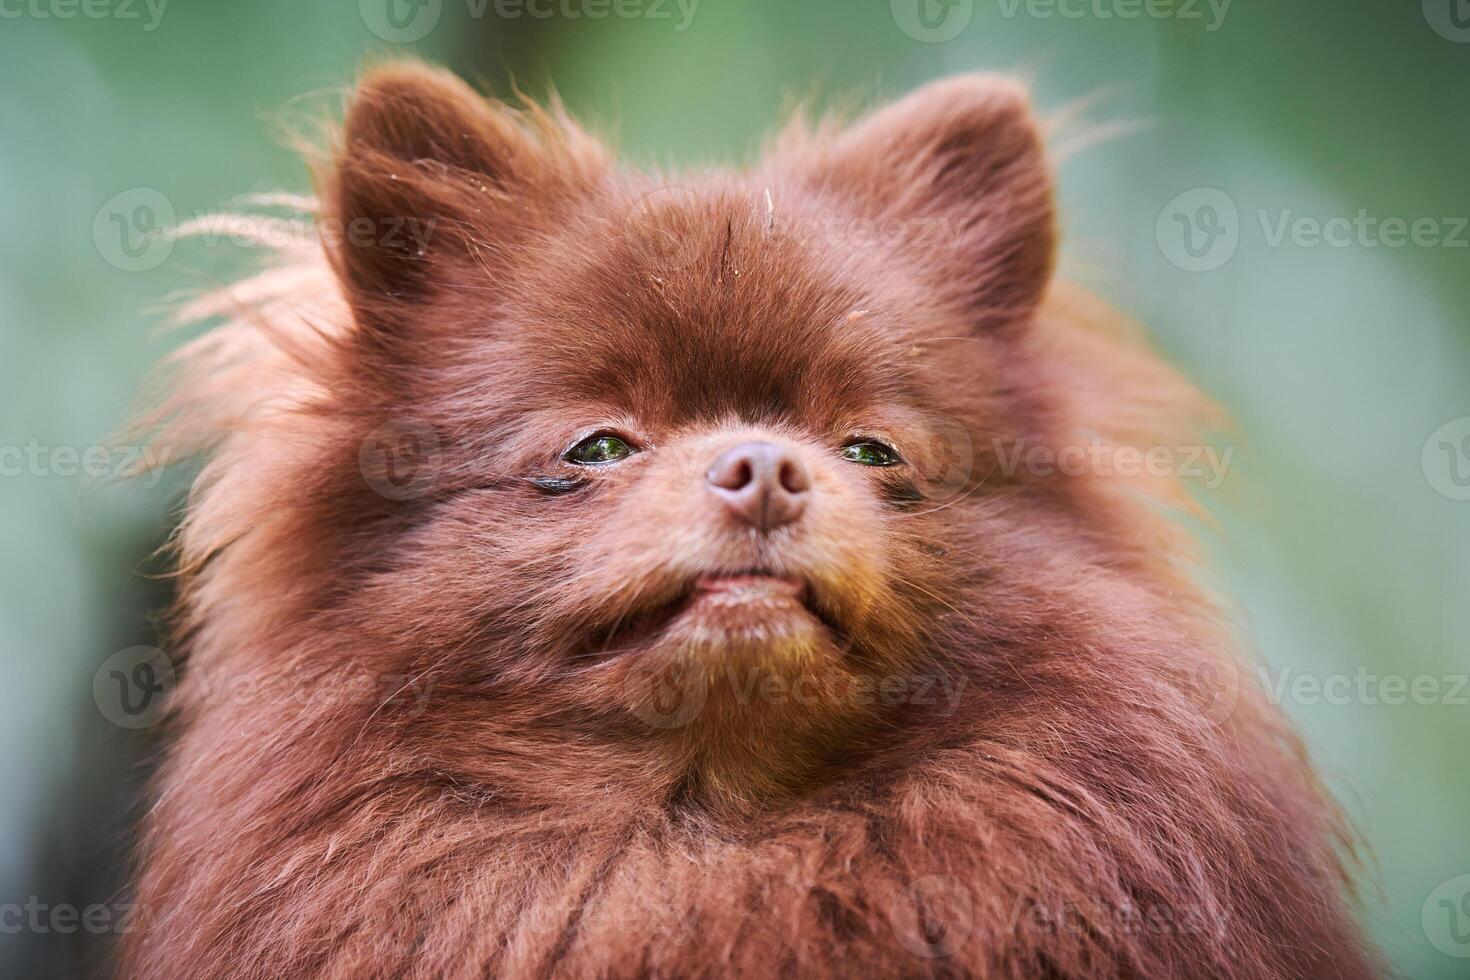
2, 0, 1467, 975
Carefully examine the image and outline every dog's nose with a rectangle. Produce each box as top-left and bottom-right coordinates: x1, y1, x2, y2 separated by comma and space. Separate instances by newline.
706, 442, 810, 532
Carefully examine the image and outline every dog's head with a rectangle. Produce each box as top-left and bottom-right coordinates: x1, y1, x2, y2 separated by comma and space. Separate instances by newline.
290, 65, 1064, 800
170, 66, 1210, 806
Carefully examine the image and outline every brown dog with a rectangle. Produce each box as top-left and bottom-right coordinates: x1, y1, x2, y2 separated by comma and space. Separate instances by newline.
120, 63, 1378, 978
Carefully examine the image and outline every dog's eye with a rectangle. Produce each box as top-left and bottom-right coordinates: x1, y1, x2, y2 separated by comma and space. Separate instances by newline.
565, 433, 636, 465
840, 441, 903, 467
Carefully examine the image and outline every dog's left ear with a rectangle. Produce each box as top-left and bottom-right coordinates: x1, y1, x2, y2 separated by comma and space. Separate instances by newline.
794, 75, 1055, 333
321, 63, 607, 343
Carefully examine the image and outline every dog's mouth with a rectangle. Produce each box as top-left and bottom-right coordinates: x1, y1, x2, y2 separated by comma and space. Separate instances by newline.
691, 572, 805, 604
582, 570, 846, 660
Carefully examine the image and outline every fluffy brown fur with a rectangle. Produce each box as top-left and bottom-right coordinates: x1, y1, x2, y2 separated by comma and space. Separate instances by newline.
120, 64, 1379, 978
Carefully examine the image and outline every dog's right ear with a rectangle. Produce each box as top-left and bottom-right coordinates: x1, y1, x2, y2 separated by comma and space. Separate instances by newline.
322, 63, 606, 337
786, 75, 1055, 334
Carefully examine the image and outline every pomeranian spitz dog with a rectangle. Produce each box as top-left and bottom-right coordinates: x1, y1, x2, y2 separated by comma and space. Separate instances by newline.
120, 63, 1377, 978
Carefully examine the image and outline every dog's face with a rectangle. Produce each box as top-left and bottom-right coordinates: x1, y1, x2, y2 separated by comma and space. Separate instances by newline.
315, 67, 1056, 801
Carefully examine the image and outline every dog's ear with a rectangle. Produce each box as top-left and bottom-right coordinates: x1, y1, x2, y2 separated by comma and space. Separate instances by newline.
322, 63, 606, 336
795, 75, 1055, 333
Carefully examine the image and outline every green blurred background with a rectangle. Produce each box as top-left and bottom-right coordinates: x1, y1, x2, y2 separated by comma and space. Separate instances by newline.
3, 0, 1467, 975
